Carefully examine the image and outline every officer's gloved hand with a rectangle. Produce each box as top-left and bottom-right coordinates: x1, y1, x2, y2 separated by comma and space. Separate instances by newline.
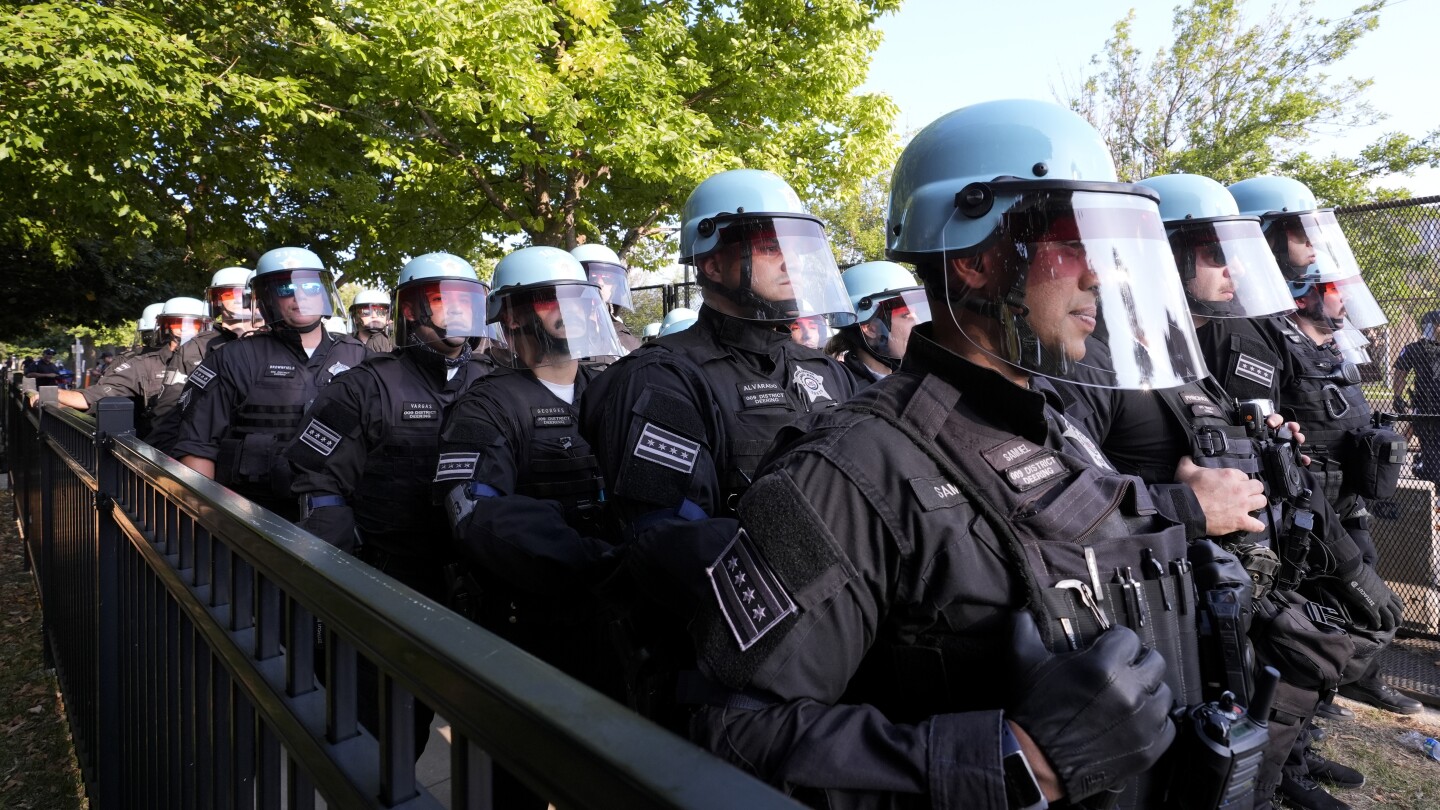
1320, 559, 1403, 632
1006, 611, 1175, 803
458, 494, 612, 595
298, 505, 358, 554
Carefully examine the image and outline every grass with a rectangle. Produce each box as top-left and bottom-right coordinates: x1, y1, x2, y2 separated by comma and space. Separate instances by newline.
0, 496, 85, 810
1310, 697, 1440, 809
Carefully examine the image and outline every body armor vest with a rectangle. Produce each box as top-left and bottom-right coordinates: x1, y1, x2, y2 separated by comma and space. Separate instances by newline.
495, 367, 606, 531
353, 353, 489, 550
651, 321, 851, 510
216, 335, 369, 500
1273, 319, 1369, 503
760, 372, 1202, 809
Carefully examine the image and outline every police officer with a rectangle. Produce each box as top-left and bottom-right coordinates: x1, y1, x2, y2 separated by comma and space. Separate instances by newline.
433, 246, 623, 808
677, 100, 1241, 809
132, 303, 165, 353
173, 247, 370, 519
349, 288, 394, 352
656, 306, 698, 337
284, 252, 494, 756
571, 243, 642, 352
641, 321, 662, 343
47, 297, 210, 438
1394, 310, 1440, 482
833, 261, 931, 389
1059, 173, 1394, 810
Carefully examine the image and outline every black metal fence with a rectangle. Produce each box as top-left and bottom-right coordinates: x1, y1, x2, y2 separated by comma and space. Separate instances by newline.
6, 381, 798, 810
1335, 197, 1440, 644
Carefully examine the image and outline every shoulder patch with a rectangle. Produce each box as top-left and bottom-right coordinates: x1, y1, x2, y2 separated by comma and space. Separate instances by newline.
189, 364, 217, 390
434, 452, 479, 482
298, 419, 343, 457
634, 422, 700, 474
707, 528, 797, 652
1234, 353, 1275, 388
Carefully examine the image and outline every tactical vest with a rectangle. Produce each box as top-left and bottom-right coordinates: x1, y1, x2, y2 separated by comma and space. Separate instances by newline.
650, 323, 852, 511
745, 372, 1201, 809
216, 335, 369, 500
494, 367, 607, 531
352, 354, 489, 550
1273, 319, 1370, 503
1198, 316, 1285, 402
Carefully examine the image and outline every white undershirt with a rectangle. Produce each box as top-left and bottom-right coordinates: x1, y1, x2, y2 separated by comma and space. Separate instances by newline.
538, 378, 575, 404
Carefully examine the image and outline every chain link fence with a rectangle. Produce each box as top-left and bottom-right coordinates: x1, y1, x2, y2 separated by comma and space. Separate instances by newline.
1337, 196, 1440, 645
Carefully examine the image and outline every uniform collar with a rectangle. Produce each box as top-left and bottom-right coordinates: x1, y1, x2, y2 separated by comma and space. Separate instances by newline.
899, 323, 1058, 444
697, 305, 794, 354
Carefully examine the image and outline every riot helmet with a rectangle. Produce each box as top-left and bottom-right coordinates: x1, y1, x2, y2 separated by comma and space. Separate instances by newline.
207, 266, 257, 336
488, 246, 625, 368
349, 288, 392, 337
571, 243, 634, 312
681, 169, 854, 327
1228, 176, 1385, 332
658, 307, 699, 337
887, 99, 1207, 389
394, 253, 493, 355
137, 303, 164, 348
1137, 174, 1294, 321
252, 247, 345, 333
157, 297, 213, 346
642, 321, 662, 341
840, 261, 931, 369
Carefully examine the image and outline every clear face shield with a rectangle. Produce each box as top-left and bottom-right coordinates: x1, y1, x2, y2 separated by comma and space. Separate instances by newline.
208, 286, 256, 329
696, 217, 857, 327
395, 279, 492, 350
584, 262, 634, 311
157, 314, 213, 346
788, 315, 832, 350
254, 270, 343, 331
1173, 220, 1295, 319
1331, 324, 1372, 366
942, 187, 1209, 390
1273, 212, 1386, 331
861, 289, 932, 362
492, 283, 625, 369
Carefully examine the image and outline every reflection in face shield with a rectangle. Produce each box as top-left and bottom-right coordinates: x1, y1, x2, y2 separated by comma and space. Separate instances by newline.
942, 189, 1208, 389
353, 304, 390, 332
860, 291, 931, 367
257, 270, 337, 331
496, 284, 624, 369
158, 316, 211, 346
399, 280, 488, 353
695, 217, 855, 326
789, 316, 829, 349
584, 263, 633, 311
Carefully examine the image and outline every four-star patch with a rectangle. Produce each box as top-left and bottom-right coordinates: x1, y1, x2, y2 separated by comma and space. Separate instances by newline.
707, 528, 796, 651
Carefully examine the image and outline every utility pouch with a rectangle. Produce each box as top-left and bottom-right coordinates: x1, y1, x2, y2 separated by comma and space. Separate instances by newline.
1345, 424, 1405, 500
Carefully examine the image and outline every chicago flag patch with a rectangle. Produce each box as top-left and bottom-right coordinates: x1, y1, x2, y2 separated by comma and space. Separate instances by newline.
707, 529, 797, 651
633, 422, 700, 474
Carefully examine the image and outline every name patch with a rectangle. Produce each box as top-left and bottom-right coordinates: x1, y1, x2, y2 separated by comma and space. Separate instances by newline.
298, 419, 342, 457
1179, 391, 1214, 407
1189, 403, 1223, 419
738, 381, 788, 409
982, 437, 1043, 472
1005, 452, 1066, 491
532, 406, 574, 428
264, 364, 297, 378
402, 402, 438, 421
707, 529, 797, 652
633, 422, 700, 474
189, 364, 216, 390
433, 452, 479, 482
1234, 353, 1275, 388
908, 476, 966, 511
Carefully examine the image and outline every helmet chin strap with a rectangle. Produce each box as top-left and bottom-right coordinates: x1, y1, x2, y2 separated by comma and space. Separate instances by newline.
511, 312, 571, 363
958, 244, 1075, 378
701, 237, 799, 322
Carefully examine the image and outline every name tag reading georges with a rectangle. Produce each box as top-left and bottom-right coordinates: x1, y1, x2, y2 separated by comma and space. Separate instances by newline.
532, 406, 574, 428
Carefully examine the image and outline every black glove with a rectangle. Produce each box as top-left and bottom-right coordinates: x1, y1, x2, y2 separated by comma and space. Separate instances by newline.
459, 494, 612, 595
297, 504, 359, 554
1006, 611, 1175, 802
1321, 558, 1403, 633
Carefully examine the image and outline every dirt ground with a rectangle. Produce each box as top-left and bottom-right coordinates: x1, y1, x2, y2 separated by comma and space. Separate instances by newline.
1308, 696, 1440, 809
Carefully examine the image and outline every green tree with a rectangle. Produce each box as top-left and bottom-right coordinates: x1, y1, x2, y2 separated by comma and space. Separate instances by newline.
1066, 0, 1440, 194
810, 167, 893, 267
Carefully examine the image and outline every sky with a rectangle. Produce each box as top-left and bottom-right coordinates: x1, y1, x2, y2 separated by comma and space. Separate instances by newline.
858, 0, 1439, 197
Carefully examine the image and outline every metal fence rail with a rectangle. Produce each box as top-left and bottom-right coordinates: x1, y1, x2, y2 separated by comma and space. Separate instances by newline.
8, 383, 799, 810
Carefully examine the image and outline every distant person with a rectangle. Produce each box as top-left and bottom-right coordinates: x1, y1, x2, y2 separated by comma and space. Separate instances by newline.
1394, 310, 1440, 482
25, 348, 61, 383
349, 288, 394, 352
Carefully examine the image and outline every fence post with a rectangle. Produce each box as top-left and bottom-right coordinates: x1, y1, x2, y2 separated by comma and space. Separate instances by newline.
93, 397, 134, 809
36, 388, 58, 666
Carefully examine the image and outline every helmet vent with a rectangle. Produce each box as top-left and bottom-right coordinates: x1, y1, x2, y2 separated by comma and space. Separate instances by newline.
1032, 162, 1049, 177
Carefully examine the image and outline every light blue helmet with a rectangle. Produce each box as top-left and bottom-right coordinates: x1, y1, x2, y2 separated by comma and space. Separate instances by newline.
571, 243, 633, 311
157, 296, 212, 345
488, 246, 624, 367
1227, 176, 1320, 223
884, 99, 1208, 390
1136, 174, 1294, 320
394, 253, 490, 347
137, 303, 164, 332
642, 321, 662, 340
842, 261, 923, 323
886, 99, 1118, 262
351, 289, 391, 308
679, 169, 854, 325
659, 307, 699, 337
252, 246, 341, 331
